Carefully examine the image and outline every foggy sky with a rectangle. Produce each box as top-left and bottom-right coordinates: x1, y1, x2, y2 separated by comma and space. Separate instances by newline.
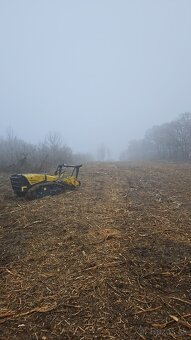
1, 0, 191, 158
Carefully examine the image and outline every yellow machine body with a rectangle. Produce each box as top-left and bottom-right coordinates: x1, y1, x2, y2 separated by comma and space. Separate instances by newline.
24, 174, 80, 187
10, 164, 82, 199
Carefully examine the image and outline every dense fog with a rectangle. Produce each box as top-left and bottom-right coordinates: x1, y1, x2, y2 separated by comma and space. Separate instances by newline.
1, 1, 191, 161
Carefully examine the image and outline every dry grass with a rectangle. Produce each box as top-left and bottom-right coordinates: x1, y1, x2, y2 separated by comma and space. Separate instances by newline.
0, 162, 191, 339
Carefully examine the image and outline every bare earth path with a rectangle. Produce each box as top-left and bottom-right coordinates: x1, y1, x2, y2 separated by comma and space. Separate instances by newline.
0, 162, 191, 339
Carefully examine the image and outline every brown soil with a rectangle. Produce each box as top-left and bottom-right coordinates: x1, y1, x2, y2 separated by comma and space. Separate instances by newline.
0, 162, 191, 339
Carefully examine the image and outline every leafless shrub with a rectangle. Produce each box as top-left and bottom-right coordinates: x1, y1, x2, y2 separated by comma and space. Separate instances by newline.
0, 131, 91, 173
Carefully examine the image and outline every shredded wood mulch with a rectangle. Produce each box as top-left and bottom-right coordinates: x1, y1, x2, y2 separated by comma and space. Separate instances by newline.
0, 162, 191, 339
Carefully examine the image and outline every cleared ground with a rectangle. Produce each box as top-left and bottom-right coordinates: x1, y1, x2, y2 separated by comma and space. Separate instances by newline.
0, 162, 191, 339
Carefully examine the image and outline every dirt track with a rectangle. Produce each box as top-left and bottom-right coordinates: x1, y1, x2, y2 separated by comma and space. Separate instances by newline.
0, 162, 191, 339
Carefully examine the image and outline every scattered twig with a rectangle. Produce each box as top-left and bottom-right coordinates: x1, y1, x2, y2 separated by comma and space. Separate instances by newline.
170, 315, 191, 329
23, 220, 43, 228
0, 303, 57, 323
83, 261, 124, 271
107, 282, 126, 296
135, 306, 162, 315
170, 297, 191, 306
151, 313, 191, 329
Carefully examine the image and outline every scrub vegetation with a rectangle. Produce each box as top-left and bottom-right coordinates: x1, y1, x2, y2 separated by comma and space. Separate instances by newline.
0, 130, 92, 173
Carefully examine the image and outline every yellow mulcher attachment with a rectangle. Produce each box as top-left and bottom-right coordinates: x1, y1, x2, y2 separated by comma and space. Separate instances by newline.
10, 164, 82, 199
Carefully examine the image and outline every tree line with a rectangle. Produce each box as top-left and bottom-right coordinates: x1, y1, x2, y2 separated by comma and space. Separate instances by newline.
0, 130, 93, 172
120, 113, 191, 162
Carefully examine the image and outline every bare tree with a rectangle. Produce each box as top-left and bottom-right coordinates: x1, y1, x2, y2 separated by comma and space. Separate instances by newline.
121, 113, 191, 162
0, 130, 89, 172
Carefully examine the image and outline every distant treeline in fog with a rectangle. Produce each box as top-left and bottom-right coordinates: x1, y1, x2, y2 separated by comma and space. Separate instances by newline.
121, 113, 191, 162
0, 130, 93, 172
